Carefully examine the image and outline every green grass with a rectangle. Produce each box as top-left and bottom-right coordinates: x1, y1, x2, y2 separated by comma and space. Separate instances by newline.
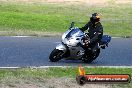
0, 67, 132, 79
0, 67, 131, 78
0, 2, 132, 37
0, 67, 132, 88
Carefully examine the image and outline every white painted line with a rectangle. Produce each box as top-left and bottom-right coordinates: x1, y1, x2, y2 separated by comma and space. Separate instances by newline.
39, 66, 69, 68
112, 37, 122, 38
85, 66, 132, 68
21, 66, 132, 68
0, 66, 132, 69
0, 67, 20, 69
11, 36, 31, 38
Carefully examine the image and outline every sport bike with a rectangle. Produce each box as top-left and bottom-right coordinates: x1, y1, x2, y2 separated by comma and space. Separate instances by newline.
49, 22, 111, 63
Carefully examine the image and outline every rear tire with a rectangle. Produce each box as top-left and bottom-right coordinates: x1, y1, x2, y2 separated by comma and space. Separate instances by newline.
92, 49, 100, 60
49, 49, 63, 62
83, 57, 94, 63
83, 49, 100, 63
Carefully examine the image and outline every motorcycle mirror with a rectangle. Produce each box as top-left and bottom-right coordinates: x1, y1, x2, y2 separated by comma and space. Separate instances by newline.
69, 22, 75, 29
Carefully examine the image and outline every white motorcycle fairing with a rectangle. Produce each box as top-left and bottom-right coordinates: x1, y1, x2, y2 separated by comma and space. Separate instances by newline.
56, 27, 85, 60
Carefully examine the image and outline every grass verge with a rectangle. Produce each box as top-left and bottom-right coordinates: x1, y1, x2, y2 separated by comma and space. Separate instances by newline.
0, 67, 132, 88
0, 1, 132, 37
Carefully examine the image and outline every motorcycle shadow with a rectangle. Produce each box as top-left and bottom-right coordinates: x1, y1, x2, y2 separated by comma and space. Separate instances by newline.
58, 59, 98, 65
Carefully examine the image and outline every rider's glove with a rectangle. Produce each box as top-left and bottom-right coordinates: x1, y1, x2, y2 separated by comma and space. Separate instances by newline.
83, 39, 90, 46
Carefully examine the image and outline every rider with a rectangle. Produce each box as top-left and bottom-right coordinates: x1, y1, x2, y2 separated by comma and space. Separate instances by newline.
80, 13, 103, 52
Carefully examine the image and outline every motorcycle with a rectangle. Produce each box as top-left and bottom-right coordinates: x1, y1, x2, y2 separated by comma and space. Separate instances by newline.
49, 22, 111, 63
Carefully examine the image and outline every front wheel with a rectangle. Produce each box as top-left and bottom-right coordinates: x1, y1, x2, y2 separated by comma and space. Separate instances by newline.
49, 49, 64, 62
83, 49, 100, 63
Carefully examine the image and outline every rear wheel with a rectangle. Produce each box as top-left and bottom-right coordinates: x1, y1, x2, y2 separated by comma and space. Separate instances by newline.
49, 49, 64, 62
83, 49, 100, 63
92, 49, 100, 60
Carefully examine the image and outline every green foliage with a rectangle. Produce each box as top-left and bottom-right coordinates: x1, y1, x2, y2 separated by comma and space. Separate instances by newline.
0, 2, 132, 37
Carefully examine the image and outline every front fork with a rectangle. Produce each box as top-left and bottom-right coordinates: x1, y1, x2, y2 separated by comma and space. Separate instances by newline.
56, 43, 67, 52
55, 43, 70, 58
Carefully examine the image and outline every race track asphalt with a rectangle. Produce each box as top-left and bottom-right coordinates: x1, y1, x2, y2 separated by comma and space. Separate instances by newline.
0, 36, 132, 67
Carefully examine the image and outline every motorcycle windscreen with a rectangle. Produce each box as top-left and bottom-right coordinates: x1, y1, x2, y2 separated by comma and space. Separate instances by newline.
101, 35, 111, 44
65, 28, 84, 39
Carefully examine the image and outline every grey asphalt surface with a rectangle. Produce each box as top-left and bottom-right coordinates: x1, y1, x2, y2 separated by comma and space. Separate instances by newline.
0, 36, 132, 67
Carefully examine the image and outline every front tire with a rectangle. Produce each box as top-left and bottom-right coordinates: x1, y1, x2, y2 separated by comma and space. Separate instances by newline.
49, 49, 63, 62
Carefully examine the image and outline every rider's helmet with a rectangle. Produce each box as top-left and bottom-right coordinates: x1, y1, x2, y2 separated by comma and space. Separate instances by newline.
90, 13, 100, 23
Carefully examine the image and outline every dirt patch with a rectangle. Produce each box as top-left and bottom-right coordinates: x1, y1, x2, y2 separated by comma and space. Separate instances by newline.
44, 77, 114, 88
84, 0, 108, 6
115, 0, 132, 4
0, 77, 119, 88
0, 0, 109, 6
1, 0, 132, 6
1, 0, 132, 5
